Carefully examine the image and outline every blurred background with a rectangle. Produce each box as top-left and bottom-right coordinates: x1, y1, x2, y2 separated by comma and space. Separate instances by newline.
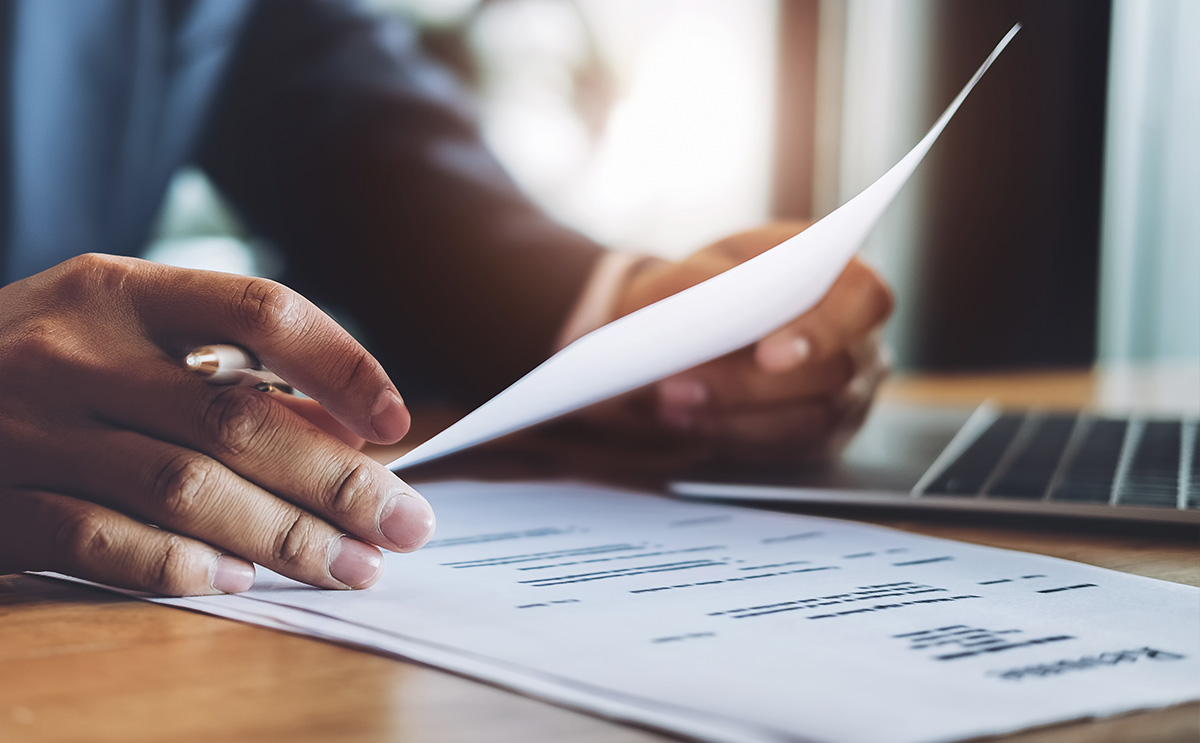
147, 0, 1199, 374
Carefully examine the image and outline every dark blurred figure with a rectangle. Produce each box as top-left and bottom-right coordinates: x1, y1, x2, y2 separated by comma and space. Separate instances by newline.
0, 1, 891, 597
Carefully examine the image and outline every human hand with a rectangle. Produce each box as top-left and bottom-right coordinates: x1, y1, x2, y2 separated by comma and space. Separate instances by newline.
0, 255, 434, 596
588, 222, 893, 463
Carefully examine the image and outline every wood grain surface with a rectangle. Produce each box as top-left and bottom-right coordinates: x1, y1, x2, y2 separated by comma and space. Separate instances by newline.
2, 369, 1197, 743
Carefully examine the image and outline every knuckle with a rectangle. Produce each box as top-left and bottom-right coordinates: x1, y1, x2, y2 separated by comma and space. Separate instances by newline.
235, 278, 306, 338
7, 320, 112, 385
272, 513, 322, 570
149, 535, 199, 596
55, 508, 113, 567
329, 460, 375, 520
3, 320, 109, 401
55, 253, 112, 283
152, 452, 217, 523
202, 386, 277, 458
9, 319, 65, 361
53, 253, 137, 301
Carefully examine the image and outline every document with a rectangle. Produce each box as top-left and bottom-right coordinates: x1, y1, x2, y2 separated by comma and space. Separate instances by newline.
107, 480, 1199, 743
389, 26, 1021, 471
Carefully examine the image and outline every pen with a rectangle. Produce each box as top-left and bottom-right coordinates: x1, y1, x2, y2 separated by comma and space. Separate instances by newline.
184, 344, 295, 394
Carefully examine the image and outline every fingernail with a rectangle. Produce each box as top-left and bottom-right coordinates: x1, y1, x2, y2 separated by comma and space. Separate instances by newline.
371, 390, 410, 442
329, 537, 383, 589
211, 555, 255, 594
379, 490, 436, 551
757, 335, 810, 373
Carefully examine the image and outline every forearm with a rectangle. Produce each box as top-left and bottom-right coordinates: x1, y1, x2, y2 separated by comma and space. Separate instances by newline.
198, 0, 605, 403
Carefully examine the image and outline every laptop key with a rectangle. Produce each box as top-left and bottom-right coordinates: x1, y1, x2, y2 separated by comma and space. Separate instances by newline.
986, 414, 1076, 499
1188, 422, 1200, 510
924, 414, 1023, 496
1118, 420, 1181, 508
1048, 418, 1127, 503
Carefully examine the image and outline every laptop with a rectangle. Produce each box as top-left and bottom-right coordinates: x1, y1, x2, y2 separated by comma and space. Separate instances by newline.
671, 402, 1200, 525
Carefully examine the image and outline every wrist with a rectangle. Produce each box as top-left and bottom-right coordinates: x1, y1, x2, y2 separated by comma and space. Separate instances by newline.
555, 252, 668, 350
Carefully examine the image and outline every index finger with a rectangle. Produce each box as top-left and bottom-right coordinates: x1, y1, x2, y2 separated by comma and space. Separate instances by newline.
755, 257, 893, 373
131, 263, 409, 444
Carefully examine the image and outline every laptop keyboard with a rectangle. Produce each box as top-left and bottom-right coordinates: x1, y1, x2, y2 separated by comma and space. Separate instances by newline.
919, 412, 1199, 510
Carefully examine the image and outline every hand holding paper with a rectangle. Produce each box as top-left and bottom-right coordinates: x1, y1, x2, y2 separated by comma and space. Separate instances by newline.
390, 24, 1021, 472
584, 227, 892, 463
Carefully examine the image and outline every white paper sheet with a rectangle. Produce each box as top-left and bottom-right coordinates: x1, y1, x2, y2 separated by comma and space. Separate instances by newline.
76, 480, 1200, 743
389, 25, 1021, 471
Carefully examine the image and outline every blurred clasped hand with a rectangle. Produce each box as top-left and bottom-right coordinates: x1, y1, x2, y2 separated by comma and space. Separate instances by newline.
576, 221, 894, 464
0, 254, 435, 597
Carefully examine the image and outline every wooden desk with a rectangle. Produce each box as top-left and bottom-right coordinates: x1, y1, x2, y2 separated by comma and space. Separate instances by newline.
3, 370, 1198, 743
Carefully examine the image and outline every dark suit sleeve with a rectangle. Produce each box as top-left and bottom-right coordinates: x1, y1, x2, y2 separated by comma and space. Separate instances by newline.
196, 0, 606, 403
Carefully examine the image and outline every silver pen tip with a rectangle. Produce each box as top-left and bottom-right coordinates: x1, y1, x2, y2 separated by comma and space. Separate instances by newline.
184, 349, 220, 376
